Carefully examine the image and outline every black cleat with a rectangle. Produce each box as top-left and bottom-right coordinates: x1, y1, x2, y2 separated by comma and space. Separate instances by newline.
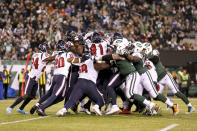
37, 108, 47, 116
30, 105, 39, 114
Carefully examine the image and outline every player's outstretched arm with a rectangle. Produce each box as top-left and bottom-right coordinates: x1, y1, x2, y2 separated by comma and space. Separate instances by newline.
126, 54, 140, 62
67, 57, 82, 63
95, 54, 125, 62
42, 55, 56, 62
94, 63, 110, 71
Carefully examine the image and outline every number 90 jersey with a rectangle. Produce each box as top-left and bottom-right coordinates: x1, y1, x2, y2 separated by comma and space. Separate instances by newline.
78, 57, 98, 84
86, 40, 109, 56
29, 53, 49, 81
53, 52, 73, 77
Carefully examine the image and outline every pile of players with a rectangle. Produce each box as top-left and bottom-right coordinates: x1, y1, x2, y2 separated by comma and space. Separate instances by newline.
6, 31, 195, 116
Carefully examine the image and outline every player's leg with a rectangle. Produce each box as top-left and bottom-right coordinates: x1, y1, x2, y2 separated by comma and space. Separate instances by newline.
106, 73, 125, 105
144, 71, 178, 115
56, 79, 85, 116
125, 72, 159, 115
6, 76, 31, 114
165, 72, 194, 113
105, 73, 125, 114
84, 80, 104, 115
30, 78, 55, 114
37, 75, 67, 116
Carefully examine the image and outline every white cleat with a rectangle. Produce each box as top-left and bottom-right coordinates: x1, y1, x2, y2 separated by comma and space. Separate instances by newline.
56, 108, 67, 117
92, 104, 102, 116
186, 106, 195, 114
105, 105, 120, 115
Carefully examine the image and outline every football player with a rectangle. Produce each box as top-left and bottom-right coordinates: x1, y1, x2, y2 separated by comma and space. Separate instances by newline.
6, 43, 52, 115
95, 38, 160, 115
35, 40, 78, 116
56, 43, 116, 116
131, 42, 179, 115
148, 48, 195, 114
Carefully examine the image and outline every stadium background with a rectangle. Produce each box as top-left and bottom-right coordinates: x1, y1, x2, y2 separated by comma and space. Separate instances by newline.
0, 0, 197, 97
0, 0, 197, 131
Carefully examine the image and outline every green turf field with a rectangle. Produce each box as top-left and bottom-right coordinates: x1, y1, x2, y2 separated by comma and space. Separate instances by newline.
0, 98, 197, 131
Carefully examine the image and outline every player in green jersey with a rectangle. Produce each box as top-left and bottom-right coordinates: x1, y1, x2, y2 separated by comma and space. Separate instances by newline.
147, 49, 195, 114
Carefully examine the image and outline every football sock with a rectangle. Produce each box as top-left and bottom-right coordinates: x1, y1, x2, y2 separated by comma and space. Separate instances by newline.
165, 98, 173, 107
187, 103, 192, 107
10, 96, 24, 109
175, 91, 189, 104
154, 94, 167, 103
133, 94, 146, 106
19, 97, 32, 110
143, 99, 151, 106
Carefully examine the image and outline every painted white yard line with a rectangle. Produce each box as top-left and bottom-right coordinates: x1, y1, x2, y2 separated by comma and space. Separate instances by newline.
0, 116, 49, 126
159, 124, 179, 131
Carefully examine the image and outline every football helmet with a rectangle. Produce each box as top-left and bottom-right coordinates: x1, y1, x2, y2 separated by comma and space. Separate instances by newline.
65, 30, 77, 41
91, 32, 102, 43
38, 42, 50, 53
112, 32, 123, 41
143, 42, 152, 55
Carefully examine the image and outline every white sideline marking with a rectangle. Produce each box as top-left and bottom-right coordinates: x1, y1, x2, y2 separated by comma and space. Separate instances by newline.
0, 116, 48, 126
159, 124, 179, 131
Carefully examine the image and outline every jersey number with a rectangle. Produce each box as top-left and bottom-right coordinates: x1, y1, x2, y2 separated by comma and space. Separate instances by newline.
90, 44, 103, 55
55, 57, 65, 68
32, 58, 39, 69
79, 64, 88, 73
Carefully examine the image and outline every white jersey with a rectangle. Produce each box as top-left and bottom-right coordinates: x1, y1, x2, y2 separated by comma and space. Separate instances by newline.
86, 40, 109, 56
29, 53, 49, 81
53, 52, 73, 77
78, 57, 98, 83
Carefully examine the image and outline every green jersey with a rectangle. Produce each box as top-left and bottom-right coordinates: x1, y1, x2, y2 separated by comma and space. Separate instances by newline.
116, 60, 136, 76
132, 53, 147, 75
148, 50, 167, 81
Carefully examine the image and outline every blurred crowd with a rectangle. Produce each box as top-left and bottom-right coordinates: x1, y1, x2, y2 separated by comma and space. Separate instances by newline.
0, 0, 197, 60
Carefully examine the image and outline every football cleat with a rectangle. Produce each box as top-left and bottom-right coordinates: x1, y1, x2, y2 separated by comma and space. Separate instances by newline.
6, 107, 13, 115
17, 109, 28, 115
172, 104, 179, 115
92, 104, 102, 116
37, 108, 47, 116
56, 108, 67, 117
105, 105, 120, 115
119, 109, 131, 114
30, 105, 39, 114
186, 106, 195, 114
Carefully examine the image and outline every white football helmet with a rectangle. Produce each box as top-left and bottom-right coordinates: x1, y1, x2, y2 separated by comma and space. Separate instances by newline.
143, 42, 152, 55
132, 41, 144, 53
113, 38, 129, 55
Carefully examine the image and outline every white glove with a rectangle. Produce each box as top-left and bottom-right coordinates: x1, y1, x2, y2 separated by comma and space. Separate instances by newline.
152, 50, 159, 56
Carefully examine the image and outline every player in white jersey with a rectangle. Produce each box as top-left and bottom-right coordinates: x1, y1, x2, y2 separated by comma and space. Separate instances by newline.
85, 32, 109, 56
56, 43, 116, 116
7, 43, 52, 115
35, 40, 78, 116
